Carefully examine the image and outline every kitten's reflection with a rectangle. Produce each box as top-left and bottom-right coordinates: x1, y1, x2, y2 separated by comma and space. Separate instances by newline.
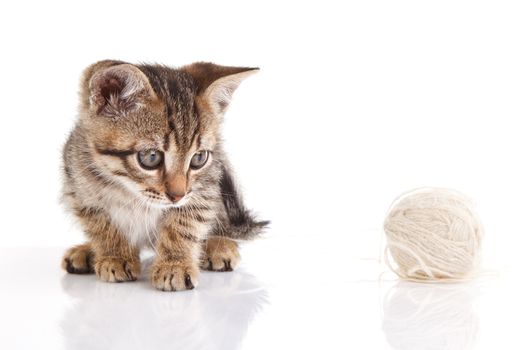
382, 281, 479, 350
61, 260, 268, 350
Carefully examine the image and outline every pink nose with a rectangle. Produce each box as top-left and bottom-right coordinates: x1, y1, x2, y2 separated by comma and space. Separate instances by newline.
165, 191, 184, 202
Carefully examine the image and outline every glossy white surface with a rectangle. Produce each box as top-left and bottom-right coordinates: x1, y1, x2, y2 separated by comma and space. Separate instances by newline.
2, 1, 531, 349
1, 235, 529, 350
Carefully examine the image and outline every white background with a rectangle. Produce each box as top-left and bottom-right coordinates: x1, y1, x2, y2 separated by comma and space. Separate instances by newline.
1, 1, 530, 349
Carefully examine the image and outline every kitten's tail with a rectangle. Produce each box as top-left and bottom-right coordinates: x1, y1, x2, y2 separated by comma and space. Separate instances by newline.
217, 164, 269, 240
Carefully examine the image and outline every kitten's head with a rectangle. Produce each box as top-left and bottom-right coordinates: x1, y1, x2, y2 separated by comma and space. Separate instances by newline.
79, 60, 258, 208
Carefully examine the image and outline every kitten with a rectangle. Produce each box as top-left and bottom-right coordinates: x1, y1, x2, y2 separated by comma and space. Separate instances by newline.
61, 60, 268, 291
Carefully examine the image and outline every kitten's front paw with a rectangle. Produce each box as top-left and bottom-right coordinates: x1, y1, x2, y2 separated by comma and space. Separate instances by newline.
151, 261, 199, 291
94, 256, 140, 282
62, 243, 94, 274
201, 237, 241, 272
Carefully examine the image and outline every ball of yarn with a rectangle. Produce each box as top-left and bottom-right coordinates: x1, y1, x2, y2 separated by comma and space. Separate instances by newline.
383, 188, 483, 282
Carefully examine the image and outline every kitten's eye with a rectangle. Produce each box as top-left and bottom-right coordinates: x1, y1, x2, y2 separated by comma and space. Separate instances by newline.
190, 151, 209, 170
137, 149, 163, 170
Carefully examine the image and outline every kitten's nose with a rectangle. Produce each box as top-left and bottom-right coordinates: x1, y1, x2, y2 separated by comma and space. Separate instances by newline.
165, 191, 185, 202
165, 173, 187, 202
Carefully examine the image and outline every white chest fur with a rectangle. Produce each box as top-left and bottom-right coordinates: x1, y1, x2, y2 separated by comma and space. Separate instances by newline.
107, 199, 164, 248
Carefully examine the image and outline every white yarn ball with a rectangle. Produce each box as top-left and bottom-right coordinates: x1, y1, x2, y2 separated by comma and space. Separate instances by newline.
383, 188, 484, 282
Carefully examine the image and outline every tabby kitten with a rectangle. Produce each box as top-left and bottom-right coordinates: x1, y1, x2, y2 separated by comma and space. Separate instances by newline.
61, 60, 267, 291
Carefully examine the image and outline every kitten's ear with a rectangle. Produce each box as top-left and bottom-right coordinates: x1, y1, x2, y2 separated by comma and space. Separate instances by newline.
87, 63, 155, 117
183, 62, 259, 115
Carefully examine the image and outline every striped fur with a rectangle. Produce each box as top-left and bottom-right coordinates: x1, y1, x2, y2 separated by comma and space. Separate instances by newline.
61, 60, 268, 291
